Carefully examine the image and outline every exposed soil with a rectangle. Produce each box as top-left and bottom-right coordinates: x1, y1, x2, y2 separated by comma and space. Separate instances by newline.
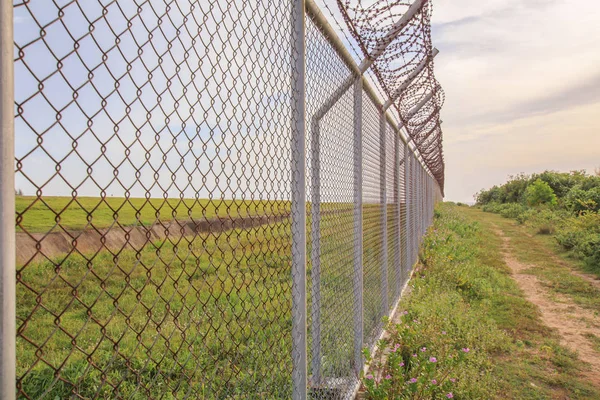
16, 213, 290, 265
16, 207, 362, 265
492, 226, 600, 389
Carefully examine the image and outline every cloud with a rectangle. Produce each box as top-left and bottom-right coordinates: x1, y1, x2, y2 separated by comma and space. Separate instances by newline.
445, 70, 600, 132
431, 0, 600, 201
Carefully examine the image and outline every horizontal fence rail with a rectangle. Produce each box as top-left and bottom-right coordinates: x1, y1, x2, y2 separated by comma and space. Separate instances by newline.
2, 0, 444, 398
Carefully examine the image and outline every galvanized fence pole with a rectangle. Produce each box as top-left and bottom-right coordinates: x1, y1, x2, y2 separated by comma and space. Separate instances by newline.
419, 163, 422, 243
409, 153, 414, 263
353, 77, 363, 375
0, 2, 16, 398
424, 174, 427, 229
411, 153, 416, 266
429, 176, 432, 225
379, 111, 388, 317
423, 171, 426, 233
427, 176, 431, 226
404, 146, 411, 274
420, 169, 423, 237
417, 159, 421, 245
415, 165, 418, 246
416, 166, 419, 244
394, 132, 402, 294
291, 0, 307, 397
310, 102, 322, 387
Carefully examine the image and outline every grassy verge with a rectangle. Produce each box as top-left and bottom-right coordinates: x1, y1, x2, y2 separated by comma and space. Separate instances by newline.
360, 203, 599, 399
469, 207, 600, 311
480, 203, 600, 277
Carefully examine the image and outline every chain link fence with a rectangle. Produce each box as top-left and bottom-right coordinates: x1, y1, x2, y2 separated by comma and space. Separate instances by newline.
1, 0, 444, 398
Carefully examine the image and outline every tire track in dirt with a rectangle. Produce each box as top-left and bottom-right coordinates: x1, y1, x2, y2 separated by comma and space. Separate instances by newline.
492, 225, 600, 389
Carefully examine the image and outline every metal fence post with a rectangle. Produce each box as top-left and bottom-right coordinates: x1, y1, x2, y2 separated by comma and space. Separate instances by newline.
353, 77, 363, 375
379, 111, 388, 317
404, 146, 411, 274
310, 97, 322, 387
411, 154, 416, 266
394, 132, 402, 296
291, 0, 307, 397
422, 170, 426, 235
0, 2, 16, 398
418, 169, 422, 238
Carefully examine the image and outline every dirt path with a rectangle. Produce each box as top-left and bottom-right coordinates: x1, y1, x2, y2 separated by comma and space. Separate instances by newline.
492, 225, 600, 388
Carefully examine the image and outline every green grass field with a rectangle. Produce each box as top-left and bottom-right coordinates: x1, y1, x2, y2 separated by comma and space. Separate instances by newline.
15, 196, 291, 232
16, 198, 405, 399
18, 220, 293, 398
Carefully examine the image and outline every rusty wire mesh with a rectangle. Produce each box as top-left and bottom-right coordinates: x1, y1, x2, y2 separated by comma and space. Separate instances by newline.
9, 0, 443, 398
14, 0, 296, 398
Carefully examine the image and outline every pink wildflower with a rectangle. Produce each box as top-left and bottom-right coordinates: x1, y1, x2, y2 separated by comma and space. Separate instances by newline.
450, 378, 456, 383
447, 393, 454, 399
399, 362, 405, 367
385, 375, 392, 380
420, 347, 427, 352
442, 331, 447, 335
429, 357, 437, 363
431, 379, 437, 385
462, 348, 470, 353
410, 378, 418, 383
365, 374, 373, 380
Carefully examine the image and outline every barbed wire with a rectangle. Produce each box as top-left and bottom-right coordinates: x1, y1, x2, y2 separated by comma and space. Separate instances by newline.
334, 0, 445, 191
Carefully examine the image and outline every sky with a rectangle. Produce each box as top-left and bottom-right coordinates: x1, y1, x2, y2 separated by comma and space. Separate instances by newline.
430, 0, 600, 202
13, 1, 295, 200
13, 0, 600, 203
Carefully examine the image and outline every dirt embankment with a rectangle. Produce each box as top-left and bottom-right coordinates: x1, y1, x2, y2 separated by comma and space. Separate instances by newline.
16, 214, 290, 265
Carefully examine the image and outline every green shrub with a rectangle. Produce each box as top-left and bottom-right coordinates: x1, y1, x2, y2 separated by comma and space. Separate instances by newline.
515, 208, 535, 225
477, 171, 600, 270
482, 203, 527, 219
481, 202, 501, 213
475, 170, 597, 206
565, 186, 600, 214
528, 208, 569, 235
555, 212, 600, 269
498, 203, 527, 219
525, 179, 557, 207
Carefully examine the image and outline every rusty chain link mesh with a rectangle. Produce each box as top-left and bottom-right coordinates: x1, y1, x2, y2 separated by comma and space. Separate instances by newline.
11, 0, 442, 398
14, 0, 297, 398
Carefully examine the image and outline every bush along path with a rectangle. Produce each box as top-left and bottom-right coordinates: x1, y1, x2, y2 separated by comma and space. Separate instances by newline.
476, 170, 600, 275
358, 203, 600, 399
